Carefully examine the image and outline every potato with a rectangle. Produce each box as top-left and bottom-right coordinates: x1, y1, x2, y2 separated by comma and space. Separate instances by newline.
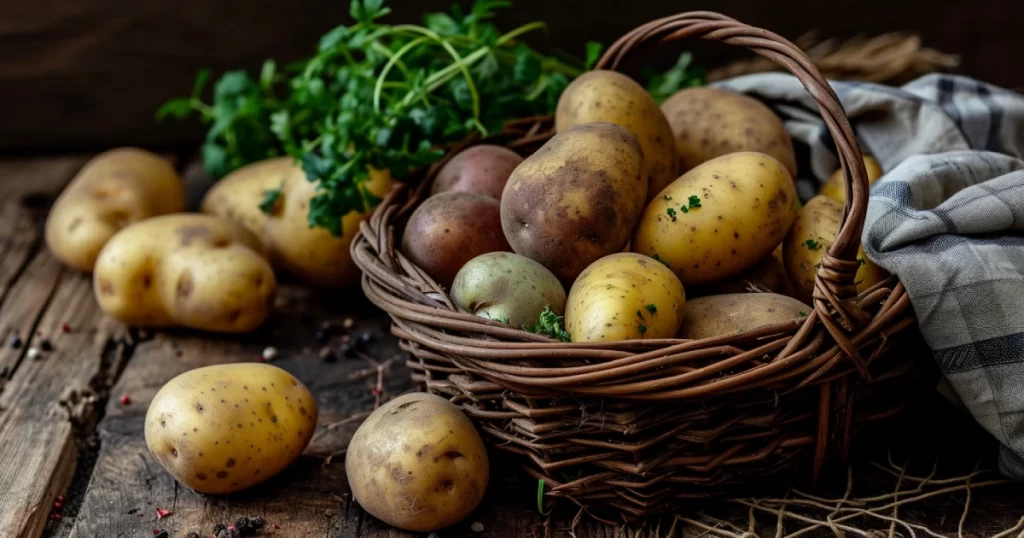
431, 145, 523, 200
679, 293, 810, 340
555, 70, 677, 198
346, 392, 488, 532
784, 195, 888, 299
202, 157, 393, 287
145, 363, 318, 494
402, 191, 510, 287
820, 156, 884, 203
565, 253, 686, 342
632, 152, 798, 286
451, 252, 566, 328
93, 214, 276, 332
501, 123, 647, 282
45, 148, 185, 272
690, 254, 795, 298
661, 87, 797, 177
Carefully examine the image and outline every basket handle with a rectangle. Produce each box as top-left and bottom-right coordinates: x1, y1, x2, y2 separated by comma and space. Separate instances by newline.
597, 12, 872, 373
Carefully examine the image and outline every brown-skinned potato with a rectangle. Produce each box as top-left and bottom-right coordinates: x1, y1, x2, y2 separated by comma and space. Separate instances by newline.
501, 122, 647, 282
401, 191, 510, 287
661, 87, 797, 177
679, 293, 810, 339
431, 145, 523, 200
555, 70, 677, 199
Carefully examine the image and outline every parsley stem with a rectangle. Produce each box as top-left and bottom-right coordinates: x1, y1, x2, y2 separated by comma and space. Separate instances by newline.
496, 21, 547, 47
389, 25, 481, 121
373, 35, 430, 113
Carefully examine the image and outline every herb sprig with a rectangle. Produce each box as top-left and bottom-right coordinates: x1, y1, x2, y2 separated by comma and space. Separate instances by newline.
524, 306, 571, 342
160, 0, 584, 235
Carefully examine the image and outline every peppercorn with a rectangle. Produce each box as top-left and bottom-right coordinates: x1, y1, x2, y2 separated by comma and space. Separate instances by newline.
186, 533, 201, 538
9, 336, 22, 349
213, 523, 227, 534
251, 517, 264, 529
339, 342, 355, 358
39, 339, 53, 352
153, 531, 169, 538
319, 346, 336, 363
359, 332, 373, 345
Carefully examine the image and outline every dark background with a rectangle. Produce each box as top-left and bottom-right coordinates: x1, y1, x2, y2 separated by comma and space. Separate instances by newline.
1, 0, 1021, 152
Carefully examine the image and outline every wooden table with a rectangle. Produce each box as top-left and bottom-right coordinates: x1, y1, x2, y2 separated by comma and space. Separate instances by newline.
1, 153, 1023, 538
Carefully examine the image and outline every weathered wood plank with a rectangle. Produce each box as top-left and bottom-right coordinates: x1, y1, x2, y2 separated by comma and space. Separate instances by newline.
0, 259, 129, 538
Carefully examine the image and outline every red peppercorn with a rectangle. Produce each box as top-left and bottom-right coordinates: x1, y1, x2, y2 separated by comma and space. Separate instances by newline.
156, 508, 172, 519
52, 514, 61, 520
57, 496, 63, 502
61, 323, 71, 333
53, 501, 62, 509
120, 394, 131, 405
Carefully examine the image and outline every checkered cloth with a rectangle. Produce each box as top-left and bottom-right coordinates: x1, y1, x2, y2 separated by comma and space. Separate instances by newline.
716, 73, 1024, 477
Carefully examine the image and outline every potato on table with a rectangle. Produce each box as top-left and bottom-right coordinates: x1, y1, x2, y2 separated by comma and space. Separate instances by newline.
93, 214, 276, 333
401, 191, 510, 287
145, 363, 318, 494
202, 157, 394, 288
661, 87, 797, 177
45, 148, 185, 272
347, 393, 489, 532
565, 253, 686, 343
451, 252, 566, 328
501, 122, 647, 282
679, 293, 811, 340
783, 195, 888, 299
632, 152, 798, 286
556, 70, 678, 198
432, 145, 523, 200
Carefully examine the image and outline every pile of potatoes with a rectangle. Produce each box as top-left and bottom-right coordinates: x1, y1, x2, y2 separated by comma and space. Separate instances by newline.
406, 71, 889, 341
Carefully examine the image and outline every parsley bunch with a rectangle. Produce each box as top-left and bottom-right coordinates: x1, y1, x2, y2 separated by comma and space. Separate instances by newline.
159, 0, 587, 235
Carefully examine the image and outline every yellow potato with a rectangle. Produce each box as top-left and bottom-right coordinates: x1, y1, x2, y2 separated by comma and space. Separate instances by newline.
501, 123, 647, 282
93, 214, 276, 332
783, 195, 888, 299
661, 87, 797, 177
45, 148, 185, 271
632, 152, 798, 286
679, 293, 810, 340
346, 393, 489, 532
565, 253, 686, 342
202, 157, 393, 287
820, 156, 884, 203
145, 363, 318, 494
555, 70, 678, 199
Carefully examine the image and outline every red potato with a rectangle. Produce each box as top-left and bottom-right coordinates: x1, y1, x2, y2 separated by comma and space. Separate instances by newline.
431, 145, 523, 200
401, 191, 511, 287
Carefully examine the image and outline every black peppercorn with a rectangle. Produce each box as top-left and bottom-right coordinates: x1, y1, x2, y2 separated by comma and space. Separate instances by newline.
9, 336, 22, 349
39, 339, 53, 352
251, 517, 264, 529
213, 523, 227, 534
153, 531, 168, 538
187, 533, 201, 538
339, 342, 355, 358
359, 332, 373, 345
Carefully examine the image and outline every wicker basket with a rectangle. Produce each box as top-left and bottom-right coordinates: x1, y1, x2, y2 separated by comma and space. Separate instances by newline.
352, 12, 926, 522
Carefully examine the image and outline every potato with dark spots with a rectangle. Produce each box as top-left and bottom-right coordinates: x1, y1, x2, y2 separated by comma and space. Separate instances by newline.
632, 152, 798, 286
450, 252, 566, 328
93, 214, 276, 332
679, 293, 810, 339
565, 253, 686, 342
820, 155, 884, 204
501, 123, 647, 282
45, 148, 186, 272
661, 87, 797, 177
202, 157, 394, 287
431, 145, 523, 200
556, 70, 678, 198
346, 392, 489, 532
401, 191, 510, 287
783, 195, 888, 300
144, 363, 318, 494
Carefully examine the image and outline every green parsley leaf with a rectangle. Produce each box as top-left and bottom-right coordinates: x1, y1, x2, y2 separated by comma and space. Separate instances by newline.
688, 195, 702, 209
155, 98, 194, 120
798, 311, 808, 317
805, 239, 822, 250
258, 183, 285, 214
585, 41, 604, 70
524, 306, 571, 342
858, 257, 867, 266
679, 205, 688, 214
666, 207, 677, 221
651, 254, 671, 268
646, 304, 657, 314
638, 324, 647, 335
645, 51, 706, 104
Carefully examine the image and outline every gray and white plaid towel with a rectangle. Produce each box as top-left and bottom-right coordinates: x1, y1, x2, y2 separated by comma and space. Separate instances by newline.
716, 73, 1024, 477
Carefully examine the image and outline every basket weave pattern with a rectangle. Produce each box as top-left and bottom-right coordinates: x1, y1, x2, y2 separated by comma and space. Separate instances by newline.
353, 12, 922, 520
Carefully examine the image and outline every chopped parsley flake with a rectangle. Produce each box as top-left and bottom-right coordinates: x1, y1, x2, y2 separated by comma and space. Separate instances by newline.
688, 195, 702, 209
645, 304, 657, 314
666, 207, 677, 221
805, 239, 822, 250
637, 324, 647, 335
